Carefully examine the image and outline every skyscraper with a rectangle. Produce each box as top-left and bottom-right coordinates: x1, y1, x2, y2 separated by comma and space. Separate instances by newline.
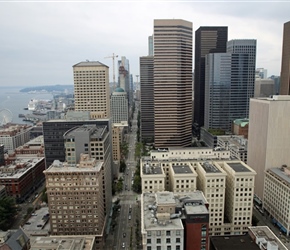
110, 87, 128, 124
194, 27, 228, 127
280, 21, 290, 95
140, 56, 154, 143
153, 19, 193, 147
148, 35, 153, 56
73, 61, 110, 119
227, 39, 257, 116
118, 56, 131, 105
204, 39, 257, 131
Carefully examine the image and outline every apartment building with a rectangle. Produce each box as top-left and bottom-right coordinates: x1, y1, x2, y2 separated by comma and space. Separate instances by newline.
0, 156, 45, 202
140, 148, 256, 235
195, 161, 227, 235
0, 124, 32, 152
219, 161, 256, 235
44, 154, 105, 248
141, 191, 209, 250
263, 166, 290, 236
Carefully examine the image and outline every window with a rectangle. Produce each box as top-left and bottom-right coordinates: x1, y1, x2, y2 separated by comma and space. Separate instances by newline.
166, 238, 170, 243
167, 246, 171, 250
157, 238, 161, 244
147, 239, 151, 244
157, 230, 161, 236
147, 247, 151, 250
147, 231, 151, 236
166, 231, 171, 236
176, 238, 180, 243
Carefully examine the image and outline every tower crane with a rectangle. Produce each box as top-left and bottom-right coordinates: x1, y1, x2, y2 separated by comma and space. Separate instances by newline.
104, 53, 118, 89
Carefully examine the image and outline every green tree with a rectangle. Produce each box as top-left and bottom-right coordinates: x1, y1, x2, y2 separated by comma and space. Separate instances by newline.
120, 160, 127, 172
120, 142, 129, 159
252, 215, 259, 226
41, 187, 48, 203
0, 197, 17, 230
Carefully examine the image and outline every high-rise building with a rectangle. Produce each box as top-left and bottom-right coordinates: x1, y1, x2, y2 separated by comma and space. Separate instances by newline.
43, 115, 111, 169
63, 125, 111, 217
227, 39, 257, 114
44, 154, 105, 247
204, 39, 257, 131
140, 56, 154, 143
194, 27, 228, 127
280, 21, 290, 95
73, 61, 110, 119
254, 78, 275, 97
140, 148, 256, 236
153, 19, 193, 147
118, 56, 131, 105
110, 87, 128, 124
255, 68, 268, 79
148, 35, 153, 56
247, 95, 290, 199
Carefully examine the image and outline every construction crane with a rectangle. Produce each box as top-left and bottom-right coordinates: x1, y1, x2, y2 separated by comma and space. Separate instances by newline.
104, 53, 118, 89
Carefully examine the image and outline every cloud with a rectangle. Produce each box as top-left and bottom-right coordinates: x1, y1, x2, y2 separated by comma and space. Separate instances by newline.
0, 1, 289, 86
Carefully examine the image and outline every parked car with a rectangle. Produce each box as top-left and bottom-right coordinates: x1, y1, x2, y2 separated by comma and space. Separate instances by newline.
31, 213, 37, 216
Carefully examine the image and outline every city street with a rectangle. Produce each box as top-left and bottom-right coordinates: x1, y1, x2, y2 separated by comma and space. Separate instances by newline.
105, 104, 141, 249
253, 206, 290, 249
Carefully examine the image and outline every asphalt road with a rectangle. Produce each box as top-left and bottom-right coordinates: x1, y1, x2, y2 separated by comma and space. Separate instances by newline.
109, 105, 140, 250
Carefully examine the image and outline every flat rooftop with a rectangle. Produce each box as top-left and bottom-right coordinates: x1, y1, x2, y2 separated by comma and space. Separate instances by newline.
31, 236, 95, 250
142, 192, 184, 231
269, 168, 290, 185
249, 226, 288, 250
0, 157, 44, 179
210, 235, 260, 250
45, 160, 103, 172
172, 165, 193, 174
184, 202, 208, 215
143, 165, 163, 175
73, 61, 108, 67
201, 162, 221, 173
64, 125, 107, 139
227, 162, 251, 172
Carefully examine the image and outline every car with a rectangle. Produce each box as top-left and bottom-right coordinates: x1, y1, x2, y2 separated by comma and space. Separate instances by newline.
128, 215, 131, 220
37, 224, 42, 227
123, 233, 126, 237
31, 213, 37, 216
122, 242, 125, 248
25, 222, 31, 225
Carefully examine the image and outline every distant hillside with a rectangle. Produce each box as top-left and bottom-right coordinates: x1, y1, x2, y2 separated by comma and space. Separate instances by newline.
20, 85, 73, 93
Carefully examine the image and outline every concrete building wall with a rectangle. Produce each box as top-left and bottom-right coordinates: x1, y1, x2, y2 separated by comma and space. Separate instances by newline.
248, 96, 290, 199
73, 61, 110, 118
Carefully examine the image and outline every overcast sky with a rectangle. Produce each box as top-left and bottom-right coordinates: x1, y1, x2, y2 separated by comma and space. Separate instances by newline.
0, 0, 289, 87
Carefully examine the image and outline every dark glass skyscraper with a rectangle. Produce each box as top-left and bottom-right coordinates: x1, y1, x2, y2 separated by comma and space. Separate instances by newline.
204, 39, 257, 131
194, 27, 228, 127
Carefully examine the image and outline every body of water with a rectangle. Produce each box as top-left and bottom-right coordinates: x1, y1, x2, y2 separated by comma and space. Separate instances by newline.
0, 86, 53, 125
